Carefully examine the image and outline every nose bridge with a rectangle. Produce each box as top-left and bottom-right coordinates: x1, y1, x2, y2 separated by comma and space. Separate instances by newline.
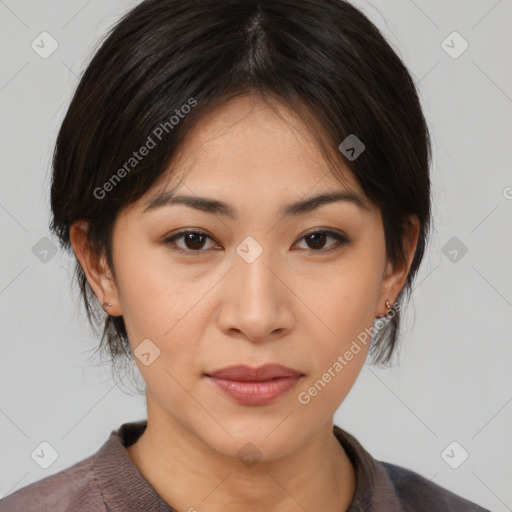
234, 234, 282, 307
217, 234, 294, 340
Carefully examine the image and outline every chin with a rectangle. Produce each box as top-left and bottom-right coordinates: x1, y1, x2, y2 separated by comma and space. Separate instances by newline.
192, 417, 307, 464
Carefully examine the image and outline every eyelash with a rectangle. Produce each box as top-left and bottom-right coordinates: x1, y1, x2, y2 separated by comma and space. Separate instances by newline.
163, 229, 350, 256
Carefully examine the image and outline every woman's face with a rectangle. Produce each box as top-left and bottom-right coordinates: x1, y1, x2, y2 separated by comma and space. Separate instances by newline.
75, 94, 417, 460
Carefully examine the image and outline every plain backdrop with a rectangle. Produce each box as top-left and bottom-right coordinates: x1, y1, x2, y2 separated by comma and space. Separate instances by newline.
0, 1, 511, 510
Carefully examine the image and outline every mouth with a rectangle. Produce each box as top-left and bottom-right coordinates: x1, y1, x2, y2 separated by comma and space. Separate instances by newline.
204, 363, 304, 406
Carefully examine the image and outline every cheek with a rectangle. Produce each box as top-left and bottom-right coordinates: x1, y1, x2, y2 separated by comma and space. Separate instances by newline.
292, 256, 380, 405
112, 244, 190, 339
115, 255, 211, 381
297, 253, 381, 339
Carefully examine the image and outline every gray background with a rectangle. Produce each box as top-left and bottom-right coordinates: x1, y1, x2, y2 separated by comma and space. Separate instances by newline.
0, 1, 511, 510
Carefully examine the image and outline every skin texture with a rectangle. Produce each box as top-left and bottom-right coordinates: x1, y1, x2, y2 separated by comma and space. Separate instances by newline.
70, 93, 419, 512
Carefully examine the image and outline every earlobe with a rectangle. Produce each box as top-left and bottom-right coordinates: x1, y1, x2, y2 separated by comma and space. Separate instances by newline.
69, 221, 122, 317
375, 215, 420, 318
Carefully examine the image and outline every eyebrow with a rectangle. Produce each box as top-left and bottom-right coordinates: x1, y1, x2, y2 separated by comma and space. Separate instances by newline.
142, 189, 370, 219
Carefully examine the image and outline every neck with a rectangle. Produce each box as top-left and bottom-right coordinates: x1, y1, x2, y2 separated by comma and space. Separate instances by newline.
126, 414, 356, 512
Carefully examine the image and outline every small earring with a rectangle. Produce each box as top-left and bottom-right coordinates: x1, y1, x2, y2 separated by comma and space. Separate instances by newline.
102, 301, 113, 310
376, 299, 393, 319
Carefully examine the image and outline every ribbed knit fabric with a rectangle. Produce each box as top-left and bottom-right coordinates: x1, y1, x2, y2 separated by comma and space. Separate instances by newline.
0, 420, 491, 512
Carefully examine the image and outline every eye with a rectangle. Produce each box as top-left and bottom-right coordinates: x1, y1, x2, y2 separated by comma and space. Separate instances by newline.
163, 228, 350, 255
164, 230, 220, 254
293, 229, 350, 252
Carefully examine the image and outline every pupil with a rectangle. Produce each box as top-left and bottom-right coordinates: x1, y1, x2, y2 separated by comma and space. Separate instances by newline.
308, 233, 326, 249
183, 233, 329, 251
186, 233, 204, 250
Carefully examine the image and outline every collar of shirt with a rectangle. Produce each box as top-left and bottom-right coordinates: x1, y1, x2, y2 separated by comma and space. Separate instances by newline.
93, 420, 403, 512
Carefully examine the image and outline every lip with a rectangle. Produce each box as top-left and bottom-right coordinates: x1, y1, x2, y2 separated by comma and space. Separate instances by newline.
207, 363, 302, 381
205, 364, 304, 405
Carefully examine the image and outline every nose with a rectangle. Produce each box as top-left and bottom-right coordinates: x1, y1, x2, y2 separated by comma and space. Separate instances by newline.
215, 245, 295, 343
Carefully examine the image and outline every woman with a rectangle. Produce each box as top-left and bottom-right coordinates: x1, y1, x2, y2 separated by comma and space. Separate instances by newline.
0, 0, 492, 510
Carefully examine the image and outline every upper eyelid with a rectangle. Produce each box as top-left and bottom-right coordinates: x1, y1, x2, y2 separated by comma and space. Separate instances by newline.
165, 228, 349, 250
166, 227, 347, 240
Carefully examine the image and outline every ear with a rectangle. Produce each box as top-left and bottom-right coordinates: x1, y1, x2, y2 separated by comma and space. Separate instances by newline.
375, 215, 420, 317
69, 220, 123, 317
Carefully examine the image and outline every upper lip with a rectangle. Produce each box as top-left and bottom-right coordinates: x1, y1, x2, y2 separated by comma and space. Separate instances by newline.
206, 364, 303, 381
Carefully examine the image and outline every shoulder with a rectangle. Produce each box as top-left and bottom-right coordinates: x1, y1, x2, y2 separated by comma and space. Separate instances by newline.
0, 453, 107, 512
333, 425, 491, 512
380, 461, 491, 512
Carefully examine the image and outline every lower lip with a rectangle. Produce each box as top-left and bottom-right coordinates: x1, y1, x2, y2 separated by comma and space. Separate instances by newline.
207, 375, 302, 405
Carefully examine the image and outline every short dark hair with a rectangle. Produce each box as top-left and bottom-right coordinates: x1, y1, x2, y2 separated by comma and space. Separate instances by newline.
50, 0, 432, 378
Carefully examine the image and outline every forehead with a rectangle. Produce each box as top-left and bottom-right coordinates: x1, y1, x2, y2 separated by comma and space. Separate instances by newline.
150, 94, 364, 198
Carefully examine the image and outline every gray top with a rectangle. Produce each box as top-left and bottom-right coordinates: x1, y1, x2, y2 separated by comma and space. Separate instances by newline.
0, 420, 491, 512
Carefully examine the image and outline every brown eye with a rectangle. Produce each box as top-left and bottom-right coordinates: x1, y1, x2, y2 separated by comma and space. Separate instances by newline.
163, 228, 349, 256
295, 230, 350, 252
305, 232, 328, 250
164, 230, 218, 253
181, 232, 208, 250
